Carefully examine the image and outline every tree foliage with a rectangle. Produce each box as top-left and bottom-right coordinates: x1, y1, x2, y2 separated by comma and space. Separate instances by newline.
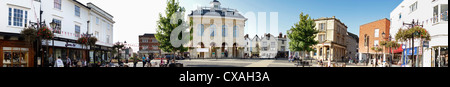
395, 26, 431, 41
287, 12, 319, 52
371, 47, 383, 52
155, 0, 187, 53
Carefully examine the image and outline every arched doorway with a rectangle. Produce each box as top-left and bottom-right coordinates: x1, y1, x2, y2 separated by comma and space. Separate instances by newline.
221, 42, 227, 58
197, 42, 205, 58
210, 42, 216, 58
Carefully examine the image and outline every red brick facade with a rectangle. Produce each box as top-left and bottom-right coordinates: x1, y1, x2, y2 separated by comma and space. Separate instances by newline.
359, 18, 391, 54
138, 34, 160, 51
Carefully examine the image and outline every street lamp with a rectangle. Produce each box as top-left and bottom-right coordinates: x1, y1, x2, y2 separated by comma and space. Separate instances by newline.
28, 21, 46, 67
381, 32, 387, 67
402, 19, 423, 67
48, 20, 57, 67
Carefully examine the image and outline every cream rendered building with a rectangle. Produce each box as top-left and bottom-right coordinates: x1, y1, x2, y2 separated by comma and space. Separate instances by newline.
188, 0, 247, 58
259, 34, 278, 58
311, 16, 348, 61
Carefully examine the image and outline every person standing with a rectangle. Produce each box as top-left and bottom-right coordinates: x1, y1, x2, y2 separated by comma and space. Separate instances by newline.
133, 55, 138, 67
142, 55, 146, 67
66, 57, 72, 67
48, 55, 54, 67
148, 54, 153, 67
55, 57, 64, 67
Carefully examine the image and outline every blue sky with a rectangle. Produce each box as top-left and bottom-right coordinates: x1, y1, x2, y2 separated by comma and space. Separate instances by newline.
180, 0, 403, 36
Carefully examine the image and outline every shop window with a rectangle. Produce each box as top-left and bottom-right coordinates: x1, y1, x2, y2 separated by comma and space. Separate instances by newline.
2, 47, 29, 67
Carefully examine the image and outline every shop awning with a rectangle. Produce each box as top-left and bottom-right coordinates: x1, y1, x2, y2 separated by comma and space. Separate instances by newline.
392, 46, 403, 54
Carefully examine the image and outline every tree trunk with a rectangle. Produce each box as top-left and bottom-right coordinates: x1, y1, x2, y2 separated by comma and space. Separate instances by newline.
419, 38, 423, 67
391, 47, 394, 67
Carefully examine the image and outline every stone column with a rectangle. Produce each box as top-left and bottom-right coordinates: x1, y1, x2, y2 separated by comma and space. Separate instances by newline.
316, 47, 320, 59
330, 47, 334, 61
323, 46, 327, 60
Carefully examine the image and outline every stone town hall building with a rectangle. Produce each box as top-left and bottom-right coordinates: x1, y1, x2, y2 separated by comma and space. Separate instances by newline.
188, 0, 247, 58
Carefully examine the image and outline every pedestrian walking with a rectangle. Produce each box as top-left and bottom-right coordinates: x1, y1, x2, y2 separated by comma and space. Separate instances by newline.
133, 56, 138, 67
66, 57, 72, 67
142, 56, 146, 67
54, 57, 64, 67
147, 54, 152, 67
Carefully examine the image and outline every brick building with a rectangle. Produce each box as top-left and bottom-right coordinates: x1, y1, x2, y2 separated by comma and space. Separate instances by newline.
138, 34, 160, 58
359, 18, 390, 61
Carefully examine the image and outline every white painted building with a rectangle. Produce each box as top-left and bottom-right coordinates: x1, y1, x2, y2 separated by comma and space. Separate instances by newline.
244, 35, 260, 58
276, 33, 288, 58
390, 0, 448, 67
259, 34, 278, 58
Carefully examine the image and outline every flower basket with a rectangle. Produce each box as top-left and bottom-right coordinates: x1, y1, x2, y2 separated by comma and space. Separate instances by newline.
88, 37, 98, 46
77, 36, 98, 46
37, 26, 54, 39
77, 37, 89, 45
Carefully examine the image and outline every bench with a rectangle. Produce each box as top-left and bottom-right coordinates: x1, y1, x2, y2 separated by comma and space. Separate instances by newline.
295, 61, 309, 67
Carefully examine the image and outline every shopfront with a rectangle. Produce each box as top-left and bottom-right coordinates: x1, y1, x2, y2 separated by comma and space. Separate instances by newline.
432, 46, 448, 67
91, 45, 112, 64
0, 36, 35, 67
42, 40, 88, 67
403, 47, 422, 67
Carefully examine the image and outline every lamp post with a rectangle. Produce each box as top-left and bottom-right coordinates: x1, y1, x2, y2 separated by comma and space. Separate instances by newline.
28, 8, 45, 67
403, 19, 423, 67
49, 20, 57, 67
124, 41, 128, 64
381, 32, 388, 67
29, 21, 46, 67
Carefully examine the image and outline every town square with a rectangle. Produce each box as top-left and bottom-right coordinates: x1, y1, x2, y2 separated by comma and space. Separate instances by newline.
0, 0, 447, 67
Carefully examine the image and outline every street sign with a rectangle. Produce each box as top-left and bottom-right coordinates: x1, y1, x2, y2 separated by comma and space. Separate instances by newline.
423, 41, 429, 48
65, 43, 76, 47
197, 48, 209, 52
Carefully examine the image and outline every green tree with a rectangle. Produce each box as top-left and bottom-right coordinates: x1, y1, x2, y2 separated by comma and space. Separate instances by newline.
287, 12, 319, 60
155, 0, 188, 61
371, 47, 383, 67
113, 42, 124, 62
379, 41, 401, 66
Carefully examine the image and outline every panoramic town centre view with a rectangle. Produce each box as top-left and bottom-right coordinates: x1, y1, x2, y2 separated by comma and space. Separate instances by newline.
0, 0, 447, 67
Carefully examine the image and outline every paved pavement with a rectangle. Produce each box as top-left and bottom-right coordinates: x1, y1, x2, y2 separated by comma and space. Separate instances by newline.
115, 58, 385, 67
